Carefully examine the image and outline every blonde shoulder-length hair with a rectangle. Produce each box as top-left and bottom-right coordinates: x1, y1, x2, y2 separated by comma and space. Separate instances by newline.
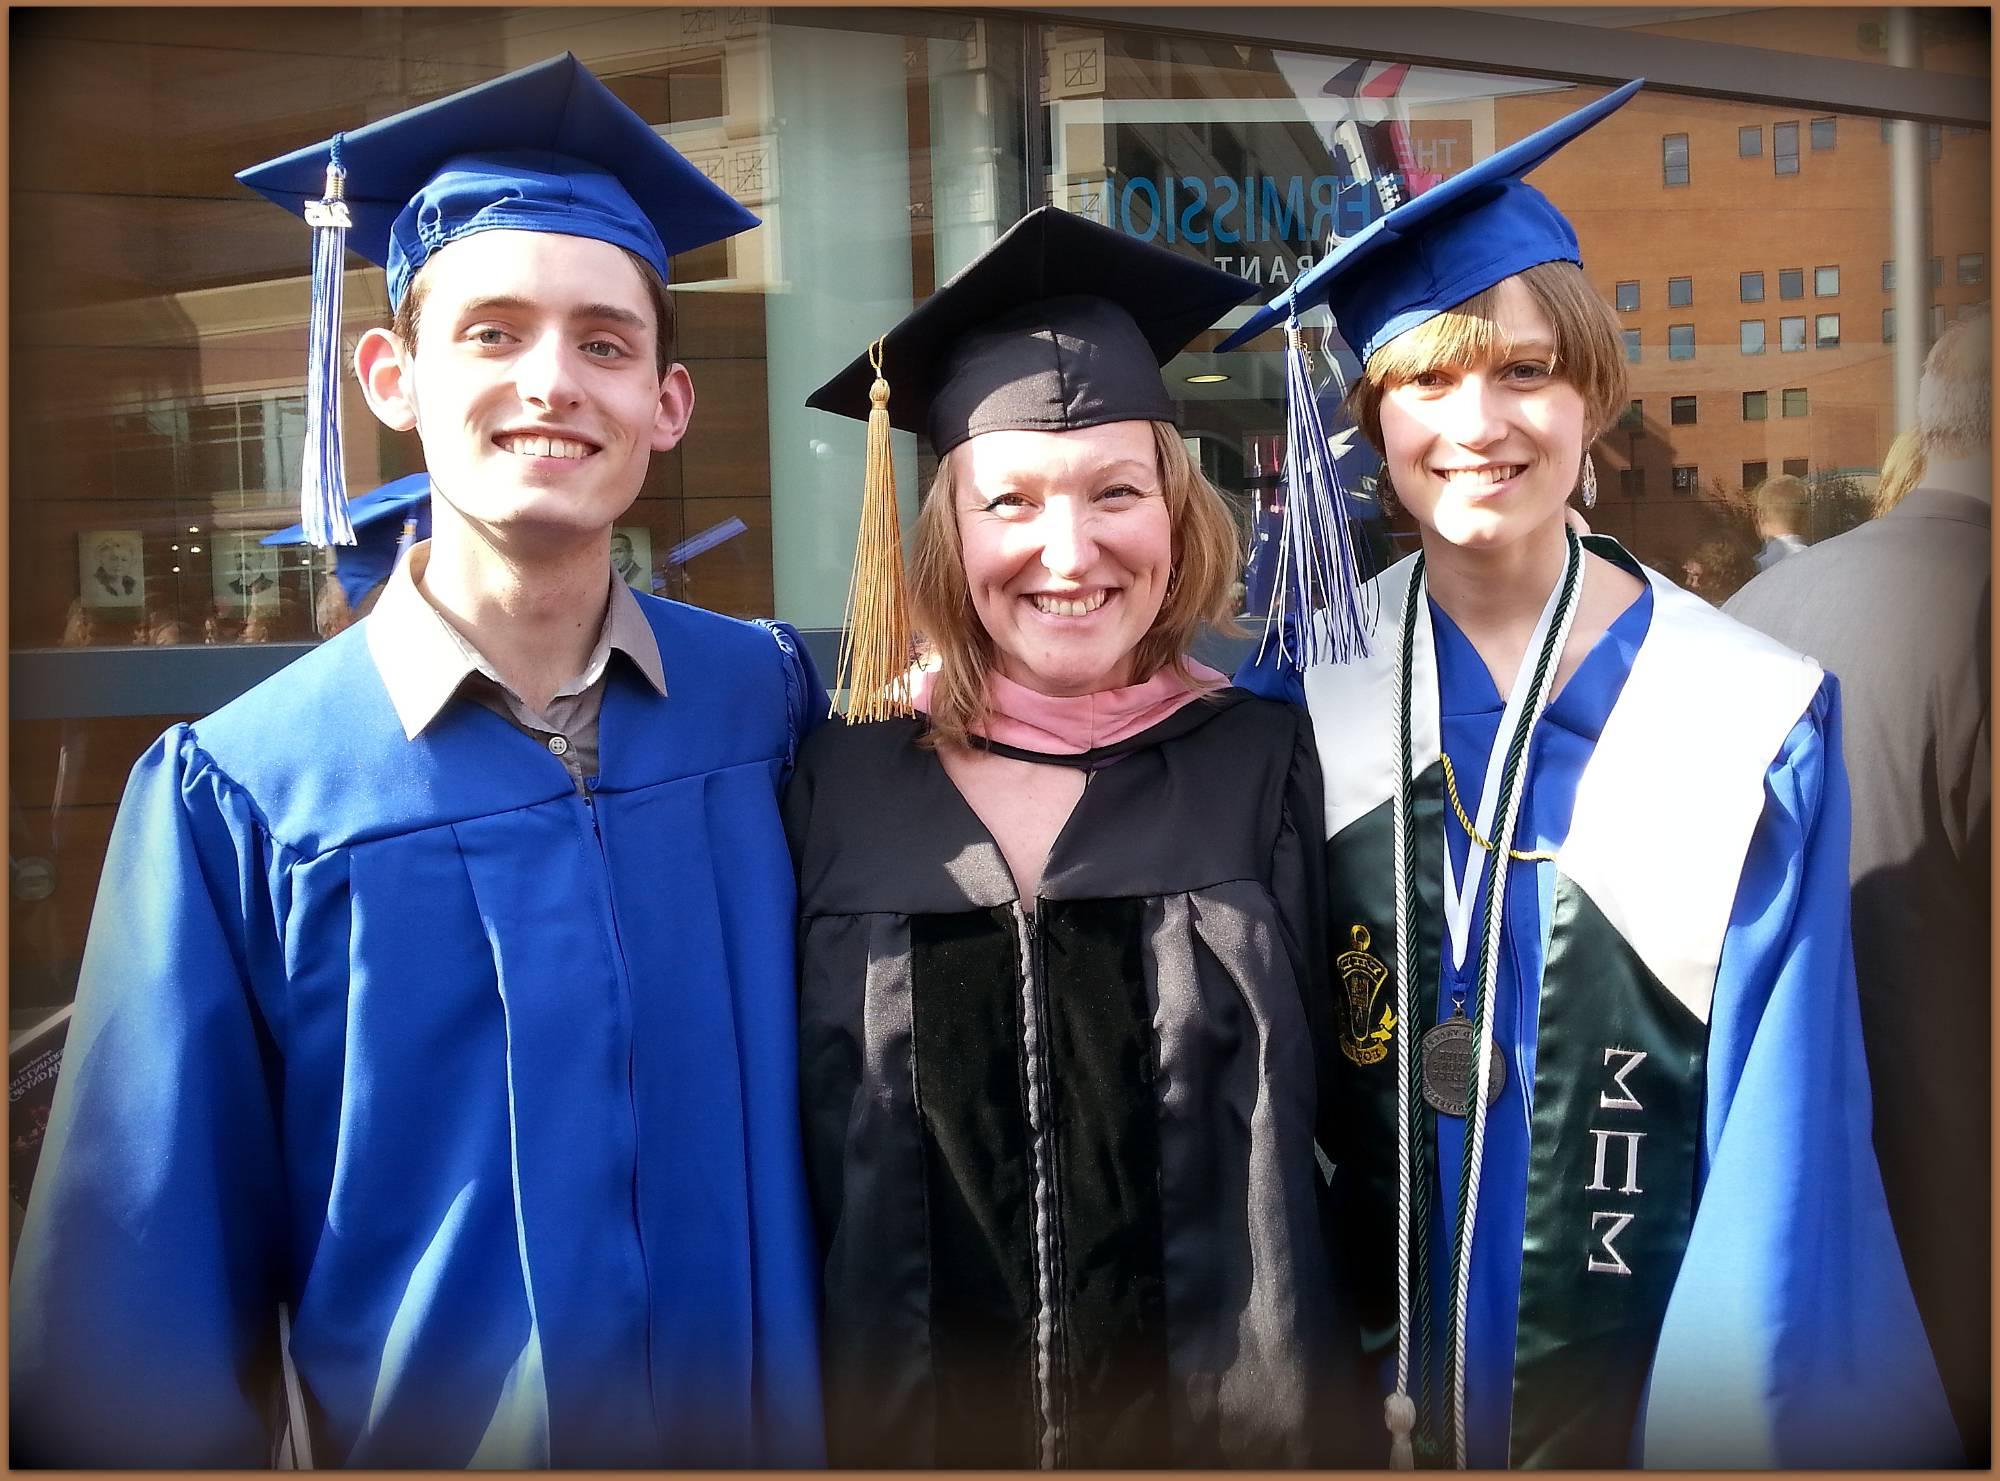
908, 420, 1242, 749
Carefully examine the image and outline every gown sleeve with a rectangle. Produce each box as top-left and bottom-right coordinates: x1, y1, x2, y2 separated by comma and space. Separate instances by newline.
1639, 677, 1962, 1467
758, 618, 829, 769
9, 727, 288, 1466
1266, 704, 1378, 1462
1230, 637, 1309, 707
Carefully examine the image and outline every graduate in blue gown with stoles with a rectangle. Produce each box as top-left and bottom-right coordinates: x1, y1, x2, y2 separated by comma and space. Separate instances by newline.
11, 54, 825, 1468
1227, 80, 1958, 1469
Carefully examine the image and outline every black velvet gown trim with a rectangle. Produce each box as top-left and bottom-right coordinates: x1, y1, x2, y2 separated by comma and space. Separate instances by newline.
908, 908, 1041, 1466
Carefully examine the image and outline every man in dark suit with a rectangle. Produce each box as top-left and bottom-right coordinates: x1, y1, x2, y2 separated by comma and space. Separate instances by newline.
1726, 307, 1990, 1464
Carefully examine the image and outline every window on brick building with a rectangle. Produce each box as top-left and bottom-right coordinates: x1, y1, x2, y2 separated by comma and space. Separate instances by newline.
1774, 121, 1800, 174
1663, 133, 1690, 186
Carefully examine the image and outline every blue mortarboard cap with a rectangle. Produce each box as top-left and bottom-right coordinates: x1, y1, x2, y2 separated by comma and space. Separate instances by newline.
1218, 80, 1643, 361
264, 472, 431, 607
236, 52, 758, 308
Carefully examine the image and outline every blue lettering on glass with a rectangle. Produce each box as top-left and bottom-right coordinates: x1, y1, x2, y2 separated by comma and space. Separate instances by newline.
1121, 176, 1162, 241
1105, 172, 1400, 250
1210, 176, 1241, 244
1178, 176, 1209, 243
1260, 177, 1307, 247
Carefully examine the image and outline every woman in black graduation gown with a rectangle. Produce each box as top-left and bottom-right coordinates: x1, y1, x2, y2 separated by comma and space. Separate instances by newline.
784, 207, 1354, 1467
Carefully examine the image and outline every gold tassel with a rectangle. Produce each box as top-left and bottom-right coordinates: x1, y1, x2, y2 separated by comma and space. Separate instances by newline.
834, 337, 915, 722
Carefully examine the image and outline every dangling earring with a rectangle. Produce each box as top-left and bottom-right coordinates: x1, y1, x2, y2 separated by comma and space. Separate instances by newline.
1578, 450, 1598, 508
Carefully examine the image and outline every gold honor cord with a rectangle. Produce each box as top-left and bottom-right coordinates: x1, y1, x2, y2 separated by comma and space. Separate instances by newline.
1440, 752, 1560, 863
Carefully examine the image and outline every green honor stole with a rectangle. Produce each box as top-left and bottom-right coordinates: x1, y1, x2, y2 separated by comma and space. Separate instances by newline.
1311, 541, 1823, 1467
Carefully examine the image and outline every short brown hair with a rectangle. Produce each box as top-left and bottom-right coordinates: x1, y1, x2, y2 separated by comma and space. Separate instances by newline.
908, 421, 1242, 749
1346, 259, 1628, 451
388, 241, 677, 375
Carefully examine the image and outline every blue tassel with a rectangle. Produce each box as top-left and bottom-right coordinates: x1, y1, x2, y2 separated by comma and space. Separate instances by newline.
300, 135, 355, 548
1257, 287, 1376, 672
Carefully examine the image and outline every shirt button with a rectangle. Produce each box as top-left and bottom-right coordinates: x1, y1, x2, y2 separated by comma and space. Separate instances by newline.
547, 734, 571, 757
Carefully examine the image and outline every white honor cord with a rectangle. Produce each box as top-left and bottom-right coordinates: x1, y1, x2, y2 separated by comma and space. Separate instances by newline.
1439, 563, 1574, 973
1447, 532, 1586, 1468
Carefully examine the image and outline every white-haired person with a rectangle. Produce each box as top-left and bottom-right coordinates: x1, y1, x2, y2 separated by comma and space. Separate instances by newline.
1727, 305, 1992, 1462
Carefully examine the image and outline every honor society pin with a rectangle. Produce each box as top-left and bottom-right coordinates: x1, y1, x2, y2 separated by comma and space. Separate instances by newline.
1338, 924, 1395, 1066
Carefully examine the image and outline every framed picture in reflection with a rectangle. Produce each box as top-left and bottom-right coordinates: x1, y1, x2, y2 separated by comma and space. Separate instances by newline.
78, 529, 144, 610
212, 531, 281, 615
611, 526, 653, 592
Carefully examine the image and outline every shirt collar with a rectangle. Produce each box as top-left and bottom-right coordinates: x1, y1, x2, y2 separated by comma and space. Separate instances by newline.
364, 539, 667, 740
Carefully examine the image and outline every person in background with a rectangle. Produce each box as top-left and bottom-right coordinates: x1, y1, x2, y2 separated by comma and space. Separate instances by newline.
788, 206, 1354, 1467
11, 54, 824, 1467
1725, 306, 1991, 1464
1870, 425, 1928, 515
1749, 472, 1811, 570
1230, 80, 1957, 1468
261, 470, 432, 636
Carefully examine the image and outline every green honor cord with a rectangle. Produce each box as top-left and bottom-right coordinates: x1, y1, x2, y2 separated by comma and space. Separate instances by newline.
1389, 527, 1585, 1468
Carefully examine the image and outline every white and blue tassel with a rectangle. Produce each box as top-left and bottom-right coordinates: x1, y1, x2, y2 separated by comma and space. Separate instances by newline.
1257, 284, 1375, 671
300, 134, 355, 548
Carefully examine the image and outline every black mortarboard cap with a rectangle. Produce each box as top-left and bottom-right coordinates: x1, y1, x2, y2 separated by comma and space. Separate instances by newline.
807, 205, 1256, 453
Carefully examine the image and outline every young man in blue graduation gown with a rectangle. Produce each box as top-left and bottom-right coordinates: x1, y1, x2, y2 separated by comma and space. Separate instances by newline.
11, 54, 825, 1468
1229, 82, 1957, 1468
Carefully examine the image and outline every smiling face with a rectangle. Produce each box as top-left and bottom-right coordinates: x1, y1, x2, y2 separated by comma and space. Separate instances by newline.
950, 420, 1173, 697
357, 229, 691, 547
1374, 275, 1590, 554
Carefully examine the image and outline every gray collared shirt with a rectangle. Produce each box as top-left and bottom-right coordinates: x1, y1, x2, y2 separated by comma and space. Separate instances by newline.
364, 540, 667, 789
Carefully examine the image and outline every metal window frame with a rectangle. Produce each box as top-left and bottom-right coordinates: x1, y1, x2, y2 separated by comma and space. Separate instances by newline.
1020, 6, 1986, 124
